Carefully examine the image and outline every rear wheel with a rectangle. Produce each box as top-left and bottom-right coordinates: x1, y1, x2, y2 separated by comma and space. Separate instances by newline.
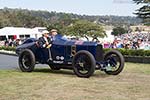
104, 50, 124, 75
18, 49, 35, 72
72, 50, 95, 78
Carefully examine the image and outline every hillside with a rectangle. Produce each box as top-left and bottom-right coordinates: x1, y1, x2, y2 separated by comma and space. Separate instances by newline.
0, 8, 142, 28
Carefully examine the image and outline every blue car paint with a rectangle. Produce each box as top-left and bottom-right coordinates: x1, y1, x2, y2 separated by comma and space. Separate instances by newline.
51, 35, 97, 64
16, 34, 99, 65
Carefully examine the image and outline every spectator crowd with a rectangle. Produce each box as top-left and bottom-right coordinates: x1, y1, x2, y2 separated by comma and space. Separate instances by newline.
103, 32, 150, 50
4, 38, 21, 47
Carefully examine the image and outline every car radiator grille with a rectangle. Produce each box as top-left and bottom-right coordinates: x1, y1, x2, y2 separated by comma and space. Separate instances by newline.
95, 44, 104, 62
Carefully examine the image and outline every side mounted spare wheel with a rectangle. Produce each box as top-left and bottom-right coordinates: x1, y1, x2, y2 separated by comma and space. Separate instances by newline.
72, 50, 95, 78
18, 49, 35, 72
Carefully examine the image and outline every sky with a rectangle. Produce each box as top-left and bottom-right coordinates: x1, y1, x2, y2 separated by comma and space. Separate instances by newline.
0, 0, 140, 16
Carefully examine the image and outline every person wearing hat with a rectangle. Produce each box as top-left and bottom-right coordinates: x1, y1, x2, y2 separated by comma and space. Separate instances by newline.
38, 30, 51, 48
50, 29, 58, 41
38, 30, 52, 62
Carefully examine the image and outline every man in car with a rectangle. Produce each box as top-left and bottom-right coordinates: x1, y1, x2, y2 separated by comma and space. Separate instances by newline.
49, 29, 58, 41
38, 30, 52, 62
38, 30, 51, 48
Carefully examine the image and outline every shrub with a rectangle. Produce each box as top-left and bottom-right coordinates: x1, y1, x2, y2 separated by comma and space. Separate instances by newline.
0, 46, 16, 51
144, 50, 150, 56
104, 48, 150, 57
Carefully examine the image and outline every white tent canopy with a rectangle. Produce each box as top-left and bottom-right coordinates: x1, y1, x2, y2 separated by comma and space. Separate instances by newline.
0, 27, 47, 39
0, 27, 32, 35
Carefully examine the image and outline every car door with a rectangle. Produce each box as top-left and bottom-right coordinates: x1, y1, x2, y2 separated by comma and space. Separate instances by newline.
51, 42, 66, 63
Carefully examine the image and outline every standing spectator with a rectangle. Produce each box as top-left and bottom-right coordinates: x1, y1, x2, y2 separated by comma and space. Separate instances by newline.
4, 38, 9, 46
8, 38, 13, 47
116, 38, 123, 48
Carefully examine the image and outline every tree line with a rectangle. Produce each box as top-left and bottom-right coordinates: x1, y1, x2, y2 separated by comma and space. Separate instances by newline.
0, 8, 142, 28
0, 1, 148, 37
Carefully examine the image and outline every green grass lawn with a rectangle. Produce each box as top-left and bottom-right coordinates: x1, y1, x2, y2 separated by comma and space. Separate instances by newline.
0, 63, 150, 100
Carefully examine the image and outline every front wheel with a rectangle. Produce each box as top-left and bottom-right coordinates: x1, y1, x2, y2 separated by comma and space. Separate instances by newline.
72, 50, 95, 78
104, 50, 124, 75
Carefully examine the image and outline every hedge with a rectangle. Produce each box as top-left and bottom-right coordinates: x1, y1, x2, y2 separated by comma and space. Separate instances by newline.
104, 48, 150, 57
0, 46, 16, 51
0, 46, 150, 57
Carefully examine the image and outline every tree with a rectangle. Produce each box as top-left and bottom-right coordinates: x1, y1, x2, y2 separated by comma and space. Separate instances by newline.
16, 11, 46, 27
111, 27, 127, 36
65, 20, 106, 38
135, 27, 141, 32
133, 0, 150, 24
46, 23, 65, 34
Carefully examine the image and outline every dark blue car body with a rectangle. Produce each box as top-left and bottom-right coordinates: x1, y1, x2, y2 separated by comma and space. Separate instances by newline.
16, 34, 124, 78
16, 34, 103, 66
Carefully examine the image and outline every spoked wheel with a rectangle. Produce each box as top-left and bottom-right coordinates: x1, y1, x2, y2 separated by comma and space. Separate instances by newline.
72, 50, 95, 78
104, 50, 124, 75
19, 49, 35, 72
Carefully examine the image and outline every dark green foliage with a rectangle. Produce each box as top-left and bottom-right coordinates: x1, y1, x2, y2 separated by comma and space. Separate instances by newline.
65, 20, 106, 37
104, 48, 150, 57
133, 0, 150, 24
143, 50, 150, 56
116, 48, 129, 56
0, 8, 141, 29
0, 8, 45, 27
129, 49, 144, 56
0, 46, 16, 51
111, 27, 128, 36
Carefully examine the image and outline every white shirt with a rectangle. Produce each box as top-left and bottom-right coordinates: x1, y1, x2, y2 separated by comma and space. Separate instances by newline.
43, 37, 49, 47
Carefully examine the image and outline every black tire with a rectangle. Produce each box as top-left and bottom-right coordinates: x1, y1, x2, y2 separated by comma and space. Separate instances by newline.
72, 50, 95, 78
104, 50, 124, 75
18, 49, 35, 72
49, 65, 61, 70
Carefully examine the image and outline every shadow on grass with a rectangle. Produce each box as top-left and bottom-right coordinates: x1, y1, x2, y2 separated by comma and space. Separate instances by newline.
15, 65, 110, 78
34, 68, 75, 76
93, 71, 110, 78
33, 68, 110, 78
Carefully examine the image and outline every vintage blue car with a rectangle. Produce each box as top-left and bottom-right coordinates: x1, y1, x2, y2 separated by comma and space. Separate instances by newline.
16, 34, 124, 78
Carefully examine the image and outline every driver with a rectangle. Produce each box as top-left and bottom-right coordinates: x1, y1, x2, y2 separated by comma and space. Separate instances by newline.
49, 29, 58, 41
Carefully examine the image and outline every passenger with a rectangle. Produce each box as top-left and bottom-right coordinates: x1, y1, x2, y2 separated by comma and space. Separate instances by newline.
38, 30, 52, 62
38, 30, 51, 48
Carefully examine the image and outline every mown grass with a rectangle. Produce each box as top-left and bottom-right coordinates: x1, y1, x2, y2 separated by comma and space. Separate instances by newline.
0, 63, 150, 100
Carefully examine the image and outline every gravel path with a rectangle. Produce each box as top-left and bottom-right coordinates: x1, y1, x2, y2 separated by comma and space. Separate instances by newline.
0, 54, 18, 69
0, 54, 49, 70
